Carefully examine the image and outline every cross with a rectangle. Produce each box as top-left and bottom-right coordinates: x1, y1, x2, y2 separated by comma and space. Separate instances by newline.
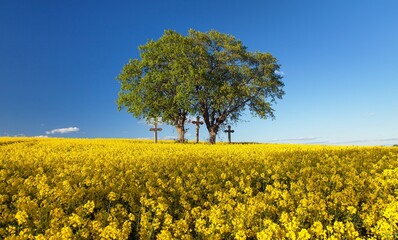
149, 122, 162, 143
224, 125, 235, 144
192, 116, 204, 143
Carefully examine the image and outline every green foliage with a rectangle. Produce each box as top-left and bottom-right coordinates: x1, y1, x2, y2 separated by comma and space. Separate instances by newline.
188, 29, 285, 143
117, 30, 203, 124
117, 29, 285, 143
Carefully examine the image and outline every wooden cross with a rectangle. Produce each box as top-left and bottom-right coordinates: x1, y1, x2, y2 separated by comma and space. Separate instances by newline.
149, 122, 162, 143
224, 125, 235, 144
192, 116, 204, 143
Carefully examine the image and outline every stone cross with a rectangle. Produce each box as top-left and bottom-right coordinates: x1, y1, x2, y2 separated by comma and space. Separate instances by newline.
192, 116, 204, 143
149, 122, 162, 143
224, 125, 235, 144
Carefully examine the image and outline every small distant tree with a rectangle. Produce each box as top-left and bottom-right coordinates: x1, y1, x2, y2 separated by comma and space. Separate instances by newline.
189, 30, 285, 144
116, 30, 206, 142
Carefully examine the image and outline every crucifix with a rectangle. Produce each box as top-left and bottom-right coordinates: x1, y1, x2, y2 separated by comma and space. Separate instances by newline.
149, 122, 162, 143
224, 125, 235, 144
192, 116, 204, 143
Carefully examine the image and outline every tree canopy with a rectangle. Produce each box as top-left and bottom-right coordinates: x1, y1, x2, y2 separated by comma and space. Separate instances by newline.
117, 30, 206, 142
189, 29, 285, 143
117, 29, 285, 143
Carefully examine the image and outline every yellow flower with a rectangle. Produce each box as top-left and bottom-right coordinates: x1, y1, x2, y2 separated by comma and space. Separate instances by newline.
2, 138, 398, 239
108, 191, 117, 202
60, 226, 73, 240
347, 206, 357, 215
310, 221, 325, 238
157, 229, 173, 240
101, 222, 121, 239
83, 200, 95, 214
333, 221, 345, 234
235, 230, 247, 240
298, 229, 311, 240
35, 234, 46, 240
15, 210, 29, 225
68, 213, 82, 228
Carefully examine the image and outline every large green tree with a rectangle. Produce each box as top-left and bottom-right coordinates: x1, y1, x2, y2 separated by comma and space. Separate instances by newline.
117, 29, 284, 144
189, 30, 285, 143
116, 30, 205, 142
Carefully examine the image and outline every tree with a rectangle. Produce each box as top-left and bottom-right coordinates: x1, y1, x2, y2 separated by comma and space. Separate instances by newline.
117, 29, 284, 144
189, 30, 285, 144
116, 30, 206, 142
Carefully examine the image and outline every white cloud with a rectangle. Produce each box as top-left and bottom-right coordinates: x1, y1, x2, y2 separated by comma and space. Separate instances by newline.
34, 135, 49, 138
46, 127, 79, 135
162, 135, 177, 140
138, 117, 165, 126
306, 141, 330, 144
380, 137, 398, 142
147, 117, 163, 124
331, 138, 398, 146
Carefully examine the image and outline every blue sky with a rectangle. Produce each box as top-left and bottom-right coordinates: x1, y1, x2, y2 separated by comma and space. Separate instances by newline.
1, 0, 397, 145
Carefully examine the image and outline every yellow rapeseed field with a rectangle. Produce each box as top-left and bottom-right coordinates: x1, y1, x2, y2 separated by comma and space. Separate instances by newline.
1, 137, 397, 239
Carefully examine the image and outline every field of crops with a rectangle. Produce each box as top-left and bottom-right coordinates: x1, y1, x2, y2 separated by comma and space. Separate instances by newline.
1, 138, 397, 239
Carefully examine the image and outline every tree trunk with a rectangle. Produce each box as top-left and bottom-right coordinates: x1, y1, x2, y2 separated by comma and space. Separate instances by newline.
174, 113, 187, 143
176, 126, 185, 143
209, 128, 217, 144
